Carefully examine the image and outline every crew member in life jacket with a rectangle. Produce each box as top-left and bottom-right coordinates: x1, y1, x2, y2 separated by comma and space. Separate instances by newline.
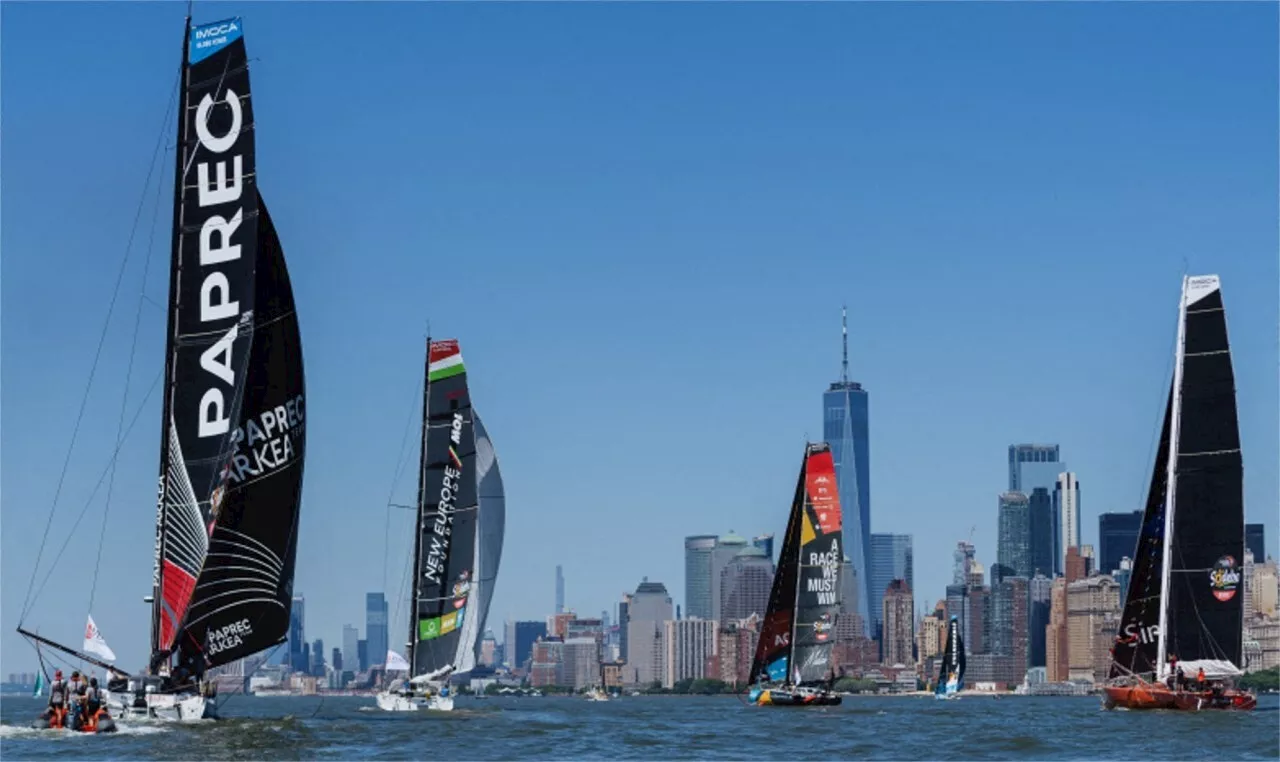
83, 677, 105, 731
46, 669, 68, 728
67, 670, 87, 730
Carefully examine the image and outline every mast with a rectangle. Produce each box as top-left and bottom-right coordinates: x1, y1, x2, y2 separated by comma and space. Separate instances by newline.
150, 14, 191, 673
1155, 276, 1189, 678
408, 338, 432, 673
787, 449, 808, 686
841, 306, 848, 384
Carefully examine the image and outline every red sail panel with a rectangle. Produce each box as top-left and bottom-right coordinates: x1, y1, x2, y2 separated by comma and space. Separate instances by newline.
429, 339, 460, 364
160, 560, 197, 650
804, 449, 842, 534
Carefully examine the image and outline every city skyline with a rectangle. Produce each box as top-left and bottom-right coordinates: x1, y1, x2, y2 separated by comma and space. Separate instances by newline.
2, 2, 1277, 672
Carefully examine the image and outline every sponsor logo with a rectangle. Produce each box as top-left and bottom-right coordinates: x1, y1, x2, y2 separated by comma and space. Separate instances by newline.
1120, 622, 1160, 645
152, 476, 165, 587
226, 395, 306, 485
423, 421, 465, 586
813, 614, 832, 642
440, 611, 458, 635
190, 77, 248, 440
190, 19, 242, 62
453, 570, 471, 608
1210, 556, 1241, 602
419, 617, 442, 641
207, 618, 253, 655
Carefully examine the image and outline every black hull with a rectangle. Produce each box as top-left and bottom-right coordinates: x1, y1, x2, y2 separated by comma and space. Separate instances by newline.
755, 689, 842, 707
30, 710, 117, 733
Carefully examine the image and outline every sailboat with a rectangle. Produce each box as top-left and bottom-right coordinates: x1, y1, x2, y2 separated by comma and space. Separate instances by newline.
934, 615, 965, 700
18, 14, 307, 724
1103, 275, 1255, 712
377, 339, 504, 712
747, 443, 843, 707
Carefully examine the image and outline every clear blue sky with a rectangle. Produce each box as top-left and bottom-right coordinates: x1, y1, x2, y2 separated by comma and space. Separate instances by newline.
3, 2, 1276, 673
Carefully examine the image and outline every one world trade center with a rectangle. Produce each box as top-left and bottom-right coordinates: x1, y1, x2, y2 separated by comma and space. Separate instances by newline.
823, 307, 871, 636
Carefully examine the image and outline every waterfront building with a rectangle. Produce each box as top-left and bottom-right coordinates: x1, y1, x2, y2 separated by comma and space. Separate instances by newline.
719, 546, 773, 621
1066, 575, 1121, 684
1029, 573, 1052, 668
824, 309, 871, 636
512, 621, 549, 671
663, 618, 718, 688
752, 533, 775, 564
710, 532, 749, 622
562, 638, 600, 690
618, 594, 631, 663
1028, 488, 1055, 578
869, 534, 913, 641
342, 625, 359, 677
555, 565, 565, 614
1098, 511, 1142, 575
683, 535, 718, 620
286, 595, 306, 672
365, 593, 388, 670
881, 579, 914, 665
1046, 577, 1068, 682
625, 579, 673, 686
1053, 473, 1080, 576
529, 639, 564, 687
996, 492, 1031, 581
1247, 523, 1266, 563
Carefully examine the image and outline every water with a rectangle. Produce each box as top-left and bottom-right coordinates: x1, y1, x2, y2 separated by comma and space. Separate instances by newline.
2, 693, 1277, 760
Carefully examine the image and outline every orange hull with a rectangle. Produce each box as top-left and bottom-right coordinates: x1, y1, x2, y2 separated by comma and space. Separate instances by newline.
1104, 684, 1256, 711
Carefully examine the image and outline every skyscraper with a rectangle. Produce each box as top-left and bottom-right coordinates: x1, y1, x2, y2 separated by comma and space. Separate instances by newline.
365, 592, 388, 669
1029, 573, 1052, 668
752, 533, 775, 564
953, 541, 975, 586
1008, 444, 1062, 493
1247, 523, 1266, 562
881, 579, 914, 665
1098, 511, 1142, 575
1028, 487, 1055, 578
287, 595, 306, 673
1053, 473, 1080, 576
618, 594, 631, 663
719, 546, 774, 621
342, 625, 359, 677
996, 492, 1031, 582
710, 532, 748, 622
555, 565, 565, 614
824, 307, 871, 637
869, 534, 913, 641
625, 579, 673, 686
684, 535, 718, 620
512, 621, 548, 671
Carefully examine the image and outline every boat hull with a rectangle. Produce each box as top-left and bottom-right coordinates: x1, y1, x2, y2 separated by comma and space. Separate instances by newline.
30, 707, 117, 733
375, 691, 454, 712
1103, 684, 1256, 712
107, 690, 213, 723
753, 688, 842, 707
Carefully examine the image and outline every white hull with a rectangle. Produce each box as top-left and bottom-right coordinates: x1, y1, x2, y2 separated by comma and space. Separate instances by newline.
375, 691, 454, 712
107, 690, 213, 723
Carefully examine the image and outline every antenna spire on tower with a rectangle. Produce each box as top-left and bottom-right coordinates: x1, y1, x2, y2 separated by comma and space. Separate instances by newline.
841, 305, 849, 383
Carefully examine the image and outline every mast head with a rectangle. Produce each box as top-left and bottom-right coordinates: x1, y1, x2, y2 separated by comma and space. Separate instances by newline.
841, 305, 849, 383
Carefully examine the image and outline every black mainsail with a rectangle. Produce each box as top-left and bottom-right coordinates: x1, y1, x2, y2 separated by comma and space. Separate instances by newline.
409, 339, 480, 681
749, 444, 843, 686
935, 616, 965, 696
152, 16, 306, 674
1110, 275, 1245, 682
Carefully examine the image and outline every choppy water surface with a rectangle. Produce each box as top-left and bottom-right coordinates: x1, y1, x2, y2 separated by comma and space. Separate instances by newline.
2, 693, 1277, 760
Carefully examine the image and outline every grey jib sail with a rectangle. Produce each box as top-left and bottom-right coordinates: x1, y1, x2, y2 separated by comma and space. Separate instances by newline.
410, 339, 480, 679
470, 412, 505, 670
152, 16, 306, 674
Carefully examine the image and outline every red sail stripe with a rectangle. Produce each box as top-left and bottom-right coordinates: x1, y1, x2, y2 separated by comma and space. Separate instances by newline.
804, 449, 843, 534
160, 560, 198, 650
428, 339, 460, 364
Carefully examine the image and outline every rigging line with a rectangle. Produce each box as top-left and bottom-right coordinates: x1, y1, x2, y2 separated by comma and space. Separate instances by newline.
382, 368, 425, 607
19, 75, 181, 625
90, 130, 170, 613
25, 371, 165, 617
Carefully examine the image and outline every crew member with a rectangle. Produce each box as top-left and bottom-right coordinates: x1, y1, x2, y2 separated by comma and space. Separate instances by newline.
1196, 666, 1206, 689
84, 678, 104, 731
67, 671, 87, 730
47, 669, 68, 728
